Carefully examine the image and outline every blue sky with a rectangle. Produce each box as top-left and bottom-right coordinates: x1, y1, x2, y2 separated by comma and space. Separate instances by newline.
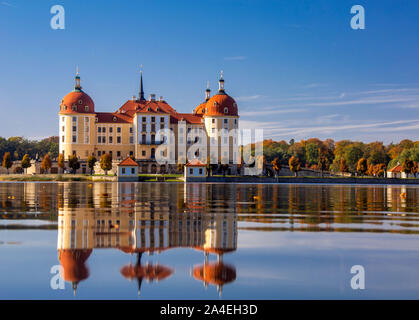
0, 0, 418, 143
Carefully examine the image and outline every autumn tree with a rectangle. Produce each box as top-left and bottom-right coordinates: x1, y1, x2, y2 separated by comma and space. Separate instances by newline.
100, 153, 113, 175
68, 155, 80, 174
318, 156, 329, 177
87, 155, 97, 175
356, 158, 368, 176
340, 158, 349, 173
271, 157, 282, 178
21, 154, 31, 174
40, 154, 52, 174
57, 153, 65, 173
402, 159, 414, 177
373, 163, 386, 177
289, 156, 301, 177
2, 152, 12, 174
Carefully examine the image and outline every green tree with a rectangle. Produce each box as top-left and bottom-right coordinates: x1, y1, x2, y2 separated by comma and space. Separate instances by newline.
21, 154, 31, 174
87, 155, 97, 175
289, 156, 301, 177
57, 153, 65, 173
2, 152, 12, 174
100, 153, 113, 175
40, 154, 52, 174
305, 143, 319, 166
356, 158, 368, 176
68, 155, 80, 174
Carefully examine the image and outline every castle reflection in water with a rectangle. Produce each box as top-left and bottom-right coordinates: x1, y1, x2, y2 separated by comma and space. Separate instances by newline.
1, 182, 419, 296
57, 183, 238, 295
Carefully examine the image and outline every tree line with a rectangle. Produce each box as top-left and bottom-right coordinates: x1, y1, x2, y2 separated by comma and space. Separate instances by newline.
249, 138, 419, 177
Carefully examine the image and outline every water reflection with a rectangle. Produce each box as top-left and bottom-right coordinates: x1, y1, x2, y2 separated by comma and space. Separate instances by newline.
57, 183, 237, 295
1, 182, 419, 298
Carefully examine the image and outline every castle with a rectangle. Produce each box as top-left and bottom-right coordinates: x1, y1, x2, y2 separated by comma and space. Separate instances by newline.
59, 69, 239, 174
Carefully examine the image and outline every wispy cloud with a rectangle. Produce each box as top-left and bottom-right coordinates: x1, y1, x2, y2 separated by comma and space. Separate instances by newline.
303, 83, 328, 89
1, 1, 15, 7
235, 95, 264, 102
240, 108, 308, 116
224, 56, 246, 61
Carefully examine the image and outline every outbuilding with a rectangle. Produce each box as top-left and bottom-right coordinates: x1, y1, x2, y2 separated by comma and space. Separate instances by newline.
117, 157, 139, 181
184, 159, 207, 181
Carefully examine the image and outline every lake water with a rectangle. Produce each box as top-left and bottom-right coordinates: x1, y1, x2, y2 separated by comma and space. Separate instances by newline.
0, 182, 418, 300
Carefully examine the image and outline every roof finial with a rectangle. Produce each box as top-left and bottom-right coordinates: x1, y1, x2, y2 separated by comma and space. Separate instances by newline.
76, 65, 79, 76
220, 70, 224, 80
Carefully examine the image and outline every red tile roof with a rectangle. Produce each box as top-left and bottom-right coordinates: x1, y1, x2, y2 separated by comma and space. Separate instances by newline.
118, 157, 138, 167
388, 164, 402, 173
96, 112, 133, 123
185, 159, 206, 167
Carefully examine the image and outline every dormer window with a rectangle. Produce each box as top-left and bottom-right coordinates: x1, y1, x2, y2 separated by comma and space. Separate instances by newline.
95, 117, 98, 122
63, 105, 67, 110
224, 107, 228, 114
84, 106, 89, 111
113, 116, 117, 122
72, 105, 77, 111
78, 99, 83, 105
213, 102, 217, 106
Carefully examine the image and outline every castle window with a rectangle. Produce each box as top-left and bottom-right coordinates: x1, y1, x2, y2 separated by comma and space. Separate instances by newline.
102, 127, 106, 133
95, 117, 98, 122
142, 124, 146, 132
160, 123, 164, 129
160, 117, 165, 123
130, 151, 133, 156
130, 127, 133, 133
151, 117, 155, 122
212, 119, 215, 124
98, 127, 101, 133
102, 137, 106, 143
142, 135, 146, 144
63, 105, 67, 111
122, 168, 125, 174
129, 136, 134, 144
72, 136, 76, 143
62, 126, 65, 132
109, 127, 113, 133
84, 106, 89, 111
117, 127, 121, 133
151, 124, 155, 132
151, 135, 155, 144
117, 151, 121, 157
117, 136, 121, 144
142, 150, 146, 156
72, 105, 77, 111
78, 100, 83, 105
109, 137, 113, 143
113, 116, 117, 122
72, 116, 77, 122
224, 119, 228, 123
98, 137, 101, 144
142, 117, 146, 122
62, 136, 64, 143
224, 107, 228, 114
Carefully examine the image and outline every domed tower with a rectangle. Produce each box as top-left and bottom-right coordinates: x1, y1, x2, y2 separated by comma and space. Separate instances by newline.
59, 69, 96, 161
203, 72, 239, 169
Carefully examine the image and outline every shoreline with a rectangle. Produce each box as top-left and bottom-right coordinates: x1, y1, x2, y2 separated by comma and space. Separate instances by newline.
0, 174, 418, 185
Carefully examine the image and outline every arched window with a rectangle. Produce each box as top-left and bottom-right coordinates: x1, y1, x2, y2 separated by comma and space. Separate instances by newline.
78, 99, 83, 105
224, 107, 228, 114
151, 148, 155, 159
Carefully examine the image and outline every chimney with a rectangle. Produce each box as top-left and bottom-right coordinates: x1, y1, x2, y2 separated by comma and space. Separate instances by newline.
149, 94, 156, 101
132, 95, 136, 101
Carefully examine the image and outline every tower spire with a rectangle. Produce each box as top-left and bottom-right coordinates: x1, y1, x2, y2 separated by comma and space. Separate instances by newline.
139, 65, 145, 101
218, 70, 225, 93
74, 66, 81, 91
205, 81, 211, 101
